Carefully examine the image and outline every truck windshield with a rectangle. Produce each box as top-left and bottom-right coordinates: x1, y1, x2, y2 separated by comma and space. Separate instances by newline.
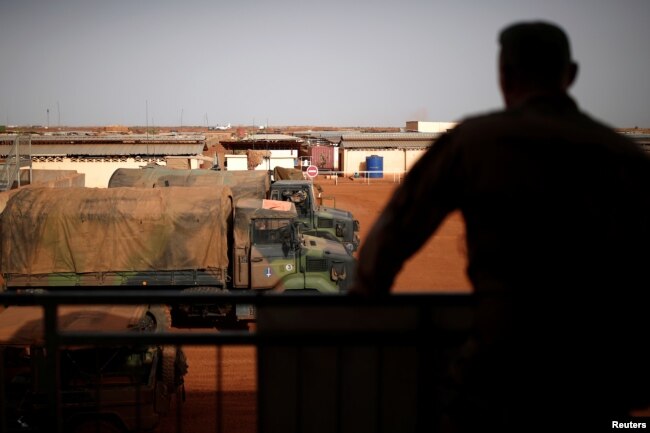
252, 219, 293, 245
276, 188, 310, 217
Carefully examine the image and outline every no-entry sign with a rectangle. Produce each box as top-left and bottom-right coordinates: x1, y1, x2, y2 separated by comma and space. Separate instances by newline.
306, 165, 319, 178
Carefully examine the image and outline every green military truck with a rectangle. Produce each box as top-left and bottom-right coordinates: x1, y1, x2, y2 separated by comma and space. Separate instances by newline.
108, 167, 361, 252
0, 186, 355, 325
0, 304, 187, 433
269, 179, 360, 252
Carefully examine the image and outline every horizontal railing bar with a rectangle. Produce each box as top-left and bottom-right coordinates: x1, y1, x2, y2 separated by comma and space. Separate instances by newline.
0, 290, 474, 306
55, 330, 443, 347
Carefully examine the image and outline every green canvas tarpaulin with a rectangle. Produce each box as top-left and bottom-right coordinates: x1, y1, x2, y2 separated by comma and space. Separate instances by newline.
108, 167, 269, 202
1, 186, 232, 275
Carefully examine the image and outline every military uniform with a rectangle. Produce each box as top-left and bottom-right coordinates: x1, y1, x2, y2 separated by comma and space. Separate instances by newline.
355, 93, 650, 429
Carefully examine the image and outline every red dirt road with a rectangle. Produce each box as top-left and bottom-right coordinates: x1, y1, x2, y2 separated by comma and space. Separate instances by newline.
328, 179, 472, 293
164, 177, 473, 433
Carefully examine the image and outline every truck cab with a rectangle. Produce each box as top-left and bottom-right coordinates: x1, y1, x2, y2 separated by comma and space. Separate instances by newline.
232, 199, 355, 296
269, 180, 360, 252
173, 198, 355, 326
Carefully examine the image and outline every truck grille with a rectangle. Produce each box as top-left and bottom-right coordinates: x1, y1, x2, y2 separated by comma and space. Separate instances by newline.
306, 258, 328, 272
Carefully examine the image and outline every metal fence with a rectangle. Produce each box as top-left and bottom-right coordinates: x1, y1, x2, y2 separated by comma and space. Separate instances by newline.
0, 135, 32, 192
307, 171, 406, 184
0, 290, 475, 433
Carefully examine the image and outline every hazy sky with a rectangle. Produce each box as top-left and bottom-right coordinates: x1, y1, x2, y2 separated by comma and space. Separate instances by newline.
1, 0, 649, 128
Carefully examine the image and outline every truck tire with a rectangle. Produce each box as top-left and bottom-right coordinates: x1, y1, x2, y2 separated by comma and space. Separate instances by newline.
147, 304, 172, 332
161, 345, 188, 392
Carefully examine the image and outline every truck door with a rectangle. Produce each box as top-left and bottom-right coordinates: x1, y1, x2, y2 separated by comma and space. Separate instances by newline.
249, 218, 297, 290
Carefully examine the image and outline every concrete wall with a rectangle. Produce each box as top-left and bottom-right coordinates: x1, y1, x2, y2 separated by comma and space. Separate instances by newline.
1, 169, 86, 213
19, 169, 85, 188
405, 149, 427, 170
405, 121, 457, 133
225, 149, 298, 171
31, 158, 166, 188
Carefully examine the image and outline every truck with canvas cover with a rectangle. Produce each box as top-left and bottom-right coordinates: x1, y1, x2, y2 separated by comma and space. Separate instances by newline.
108, 166, 270, 203
0, 186, 355, 324
0, 305, 187, 433
109, 167, 361, 252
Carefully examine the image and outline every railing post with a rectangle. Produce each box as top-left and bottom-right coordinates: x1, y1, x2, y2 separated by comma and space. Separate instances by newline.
43, 302, 63, 433
416, 304, 436, 432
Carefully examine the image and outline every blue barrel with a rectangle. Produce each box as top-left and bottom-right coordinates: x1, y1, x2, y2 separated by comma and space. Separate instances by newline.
366, 155, 383, 178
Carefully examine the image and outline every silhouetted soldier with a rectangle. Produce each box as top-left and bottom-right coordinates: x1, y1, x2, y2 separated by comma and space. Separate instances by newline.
351, 21, 650, 431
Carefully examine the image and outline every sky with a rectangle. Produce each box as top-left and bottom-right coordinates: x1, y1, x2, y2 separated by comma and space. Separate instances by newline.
1, 0, 649, 128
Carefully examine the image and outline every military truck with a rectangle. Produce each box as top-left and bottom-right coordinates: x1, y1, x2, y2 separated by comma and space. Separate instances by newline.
0, 186, 355, 324
108, 167, 361, 252
269, 179, 360, 252
0, 304, 187, 432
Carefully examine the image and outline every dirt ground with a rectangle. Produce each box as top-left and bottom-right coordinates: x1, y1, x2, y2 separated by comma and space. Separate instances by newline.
162, 177, 473, 433
327, 178, 472, 293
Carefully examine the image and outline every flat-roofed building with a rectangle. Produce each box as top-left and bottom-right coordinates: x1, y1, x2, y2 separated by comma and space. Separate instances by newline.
0, 133, 206, 187
405, 121, 457, 133
338, 132, 439, 177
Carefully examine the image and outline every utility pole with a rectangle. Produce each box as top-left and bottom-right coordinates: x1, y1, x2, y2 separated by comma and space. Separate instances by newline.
146, 100, 149, 142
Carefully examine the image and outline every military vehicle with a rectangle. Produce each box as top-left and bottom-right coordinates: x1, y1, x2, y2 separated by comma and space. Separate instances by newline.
0, 304, 187, 432
108, 167, 361, 252
108, 167, 271, 202
0, 186, 355, 325
269, 177, 360, 252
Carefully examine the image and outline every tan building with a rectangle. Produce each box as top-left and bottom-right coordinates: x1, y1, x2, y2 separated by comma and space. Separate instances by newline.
0, 133, 206, 187
337, 133, 439, 177
405, 121, 457, 133
220, 134, 302, 172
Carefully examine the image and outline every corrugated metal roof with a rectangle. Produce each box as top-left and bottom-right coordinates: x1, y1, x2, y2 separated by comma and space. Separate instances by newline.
0, 143, 204, 156
340, 140, 434, 149
339, 132, 438, 149
244, 134, 303, 142
292, 130, 355, 139
340, 132, 440, 141
0, 134, 204, 144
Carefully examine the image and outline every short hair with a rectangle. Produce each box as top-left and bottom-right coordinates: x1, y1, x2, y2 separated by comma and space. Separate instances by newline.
499, 21, 573, 88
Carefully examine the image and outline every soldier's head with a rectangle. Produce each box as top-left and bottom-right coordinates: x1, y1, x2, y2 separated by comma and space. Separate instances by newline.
498, 21, 578, 106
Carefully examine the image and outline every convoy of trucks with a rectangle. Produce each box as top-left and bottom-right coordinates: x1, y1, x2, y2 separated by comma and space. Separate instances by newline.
108, 166, 361, 252
0, 185, 355, 325
0, 165, 359, 430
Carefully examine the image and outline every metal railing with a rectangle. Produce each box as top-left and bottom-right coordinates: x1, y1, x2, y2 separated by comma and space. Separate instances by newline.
308, 170, 406, 184
0, 289, 475, 433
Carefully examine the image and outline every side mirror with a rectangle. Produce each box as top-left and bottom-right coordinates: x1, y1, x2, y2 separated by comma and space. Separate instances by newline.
292, 221, 310, 234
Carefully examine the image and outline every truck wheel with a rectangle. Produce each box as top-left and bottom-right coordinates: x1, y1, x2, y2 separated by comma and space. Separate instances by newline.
146, 304, 172, 332
161, 345, 187, 392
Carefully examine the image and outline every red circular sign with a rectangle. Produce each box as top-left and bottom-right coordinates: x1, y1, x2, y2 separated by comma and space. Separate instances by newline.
306, 165, 319, 178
